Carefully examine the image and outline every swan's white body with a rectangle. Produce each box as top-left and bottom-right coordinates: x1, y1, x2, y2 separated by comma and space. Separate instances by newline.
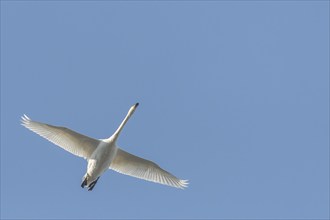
21, 103, 188, 190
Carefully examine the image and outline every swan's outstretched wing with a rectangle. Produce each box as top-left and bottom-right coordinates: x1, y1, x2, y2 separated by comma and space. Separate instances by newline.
110, 148, 188, 189
21, 115, 99, 159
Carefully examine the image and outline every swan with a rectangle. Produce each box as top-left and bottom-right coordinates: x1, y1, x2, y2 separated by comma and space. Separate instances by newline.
21, 103, 188, 190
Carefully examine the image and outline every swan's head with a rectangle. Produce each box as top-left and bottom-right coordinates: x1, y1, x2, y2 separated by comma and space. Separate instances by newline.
128, 102, 139, 117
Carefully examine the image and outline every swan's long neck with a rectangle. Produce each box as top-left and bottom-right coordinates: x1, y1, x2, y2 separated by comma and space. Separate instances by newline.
111, 103, 139, 142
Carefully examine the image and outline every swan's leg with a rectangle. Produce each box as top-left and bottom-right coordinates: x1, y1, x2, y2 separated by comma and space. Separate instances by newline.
88, 177, 100, 191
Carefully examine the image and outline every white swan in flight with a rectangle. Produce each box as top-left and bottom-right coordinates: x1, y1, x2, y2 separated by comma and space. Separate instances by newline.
21, 103, 188, 190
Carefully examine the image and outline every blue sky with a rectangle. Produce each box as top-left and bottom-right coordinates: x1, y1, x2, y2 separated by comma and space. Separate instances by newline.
1, 1, 329, 219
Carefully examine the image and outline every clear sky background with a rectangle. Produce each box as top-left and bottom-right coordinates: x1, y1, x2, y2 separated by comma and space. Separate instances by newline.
1, 1, 329, 219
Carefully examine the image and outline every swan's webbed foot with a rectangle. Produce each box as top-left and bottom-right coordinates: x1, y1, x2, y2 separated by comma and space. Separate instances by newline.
81, 174, 100, 191
81, 177, 87, 188
88, 177, 100, 191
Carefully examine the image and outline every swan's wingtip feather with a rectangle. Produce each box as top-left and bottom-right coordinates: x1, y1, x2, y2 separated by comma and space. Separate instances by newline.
21, 114, 31, 125
178, 179, 189, 189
